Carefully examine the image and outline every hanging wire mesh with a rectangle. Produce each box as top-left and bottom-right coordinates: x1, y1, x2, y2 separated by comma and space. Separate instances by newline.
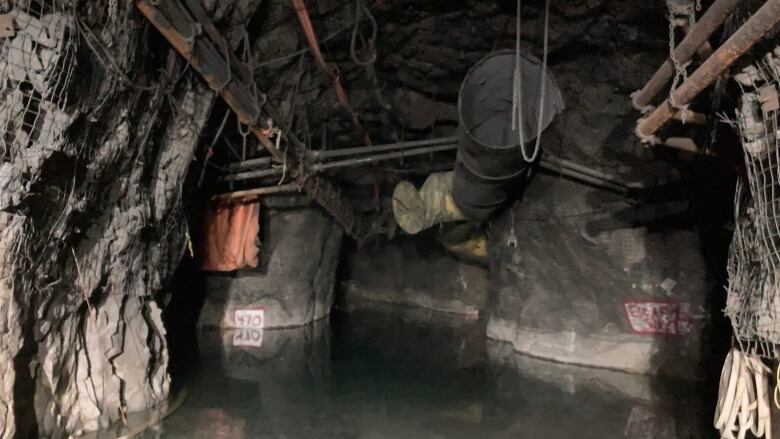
0, 0, 76, 168
726, 48, 780, 358
0, 0, 77, 266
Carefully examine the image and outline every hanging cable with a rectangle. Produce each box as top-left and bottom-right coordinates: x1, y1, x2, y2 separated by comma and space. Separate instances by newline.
512, 0, 550, 163
350, 0, 378, 67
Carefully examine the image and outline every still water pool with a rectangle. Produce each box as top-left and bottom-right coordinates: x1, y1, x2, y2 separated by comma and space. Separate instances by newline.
128, 306, 709, 439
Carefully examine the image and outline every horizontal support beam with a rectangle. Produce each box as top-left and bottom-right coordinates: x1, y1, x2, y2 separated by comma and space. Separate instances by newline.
218, 135, 639, 193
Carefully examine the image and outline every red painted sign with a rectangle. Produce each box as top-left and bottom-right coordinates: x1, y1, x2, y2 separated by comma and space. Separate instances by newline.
623, 300, 693, 336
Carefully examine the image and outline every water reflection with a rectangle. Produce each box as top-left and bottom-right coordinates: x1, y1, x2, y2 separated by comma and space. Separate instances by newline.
138, 305, 708, 438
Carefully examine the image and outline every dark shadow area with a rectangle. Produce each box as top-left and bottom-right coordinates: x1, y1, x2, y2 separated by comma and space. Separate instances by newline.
13, 303, 39, 439
163, 255, 209, 392
641, 150, 736, 438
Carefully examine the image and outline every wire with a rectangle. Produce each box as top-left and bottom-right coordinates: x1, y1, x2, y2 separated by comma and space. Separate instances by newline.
512, 0, 550, 163
253, 22, 353, 70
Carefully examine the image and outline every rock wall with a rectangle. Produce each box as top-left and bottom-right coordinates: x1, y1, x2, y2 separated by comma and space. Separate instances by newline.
251, 0, 668, 150
0, 0, 261, 436
487, 175, 712, 377
199, 206, 343, 329
247, 0, 728, 380
341, 233, 488, 316
476, 0, 727, 378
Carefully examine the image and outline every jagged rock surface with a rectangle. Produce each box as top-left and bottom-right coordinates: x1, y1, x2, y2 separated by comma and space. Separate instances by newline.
0, 0, 260, 436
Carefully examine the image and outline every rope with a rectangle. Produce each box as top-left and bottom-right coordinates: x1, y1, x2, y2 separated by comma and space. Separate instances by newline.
350, 0, 378, 67
274, 127, 287, 186
512, 0, 550, 163
666, 0, 696, 120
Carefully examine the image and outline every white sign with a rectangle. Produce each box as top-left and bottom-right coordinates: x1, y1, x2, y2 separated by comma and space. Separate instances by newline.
233, 328, 264, 348
234, 308, 265, 329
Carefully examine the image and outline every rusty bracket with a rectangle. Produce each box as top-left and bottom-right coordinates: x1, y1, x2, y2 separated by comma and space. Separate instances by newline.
136, 0, 369, 241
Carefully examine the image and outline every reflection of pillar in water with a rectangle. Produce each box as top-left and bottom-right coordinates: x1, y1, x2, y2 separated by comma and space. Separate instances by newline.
195, 409, 246, 439
197, 322, 333, 436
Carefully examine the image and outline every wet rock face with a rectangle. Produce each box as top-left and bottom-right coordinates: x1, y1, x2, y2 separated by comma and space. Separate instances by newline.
427, 1, 716, 378
476, 1, 708, 377
200, 206, 343, 329
362, 0, 718, 377
487, 176, 711, 378
0, 0, 260, 437
341, 233, 488, 317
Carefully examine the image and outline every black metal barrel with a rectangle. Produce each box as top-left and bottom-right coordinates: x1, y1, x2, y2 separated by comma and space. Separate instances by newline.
452, 50, 563, 220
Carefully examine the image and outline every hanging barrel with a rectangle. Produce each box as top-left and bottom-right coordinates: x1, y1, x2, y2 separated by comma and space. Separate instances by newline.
453, 50, 564, 220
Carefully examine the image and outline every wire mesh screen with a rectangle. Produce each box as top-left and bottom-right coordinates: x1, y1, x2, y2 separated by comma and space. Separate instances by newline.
0, 0, 76, 274
726, 50, 780, 358
0, 0, 76, 169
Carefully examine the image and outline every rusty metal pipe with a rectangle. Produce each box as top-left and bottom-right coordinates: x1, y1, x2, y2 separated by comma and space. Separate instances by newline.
631, 0, 740, 111
637, 0, 780, 140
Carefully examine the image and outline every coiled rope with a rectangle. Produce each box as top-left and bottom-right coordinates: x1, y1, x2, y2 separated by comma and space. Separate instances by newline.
350, 0, 378, 67
512, 0, 550, 163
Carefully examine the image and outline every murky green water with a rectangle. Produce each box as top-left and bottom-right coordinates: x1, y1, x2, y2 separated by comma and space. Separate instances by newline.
132, 306, 709, 439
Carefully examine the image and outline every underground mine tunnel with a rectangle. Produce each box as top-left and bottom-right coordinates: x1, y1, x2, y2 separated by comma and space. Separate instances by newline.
6, 0, 780, 437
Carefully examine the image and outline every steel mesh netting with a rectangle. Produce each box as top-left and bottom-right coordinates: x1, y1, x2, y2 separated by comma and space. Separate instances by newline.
726, 48, 780, 358
0, 0, 76, 164
0, 0, 76, 261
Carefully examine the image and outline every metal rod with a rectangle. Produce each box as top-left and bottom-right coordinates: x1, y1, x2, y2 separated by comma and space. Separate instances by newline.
221, 167, 284, 182
227, 137, 458, 172
212, 183, 300, 201
222, 137, 639, 190
541, 156, 642, 189
310, 144, 457, 171
636, 0, 780, 140
220, 158, 631, 202
310, 137, 458, 160
631, 0, 741, 110
226, 156, 274, 171
538, 162, 629, 194
221, 143, 458, 182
